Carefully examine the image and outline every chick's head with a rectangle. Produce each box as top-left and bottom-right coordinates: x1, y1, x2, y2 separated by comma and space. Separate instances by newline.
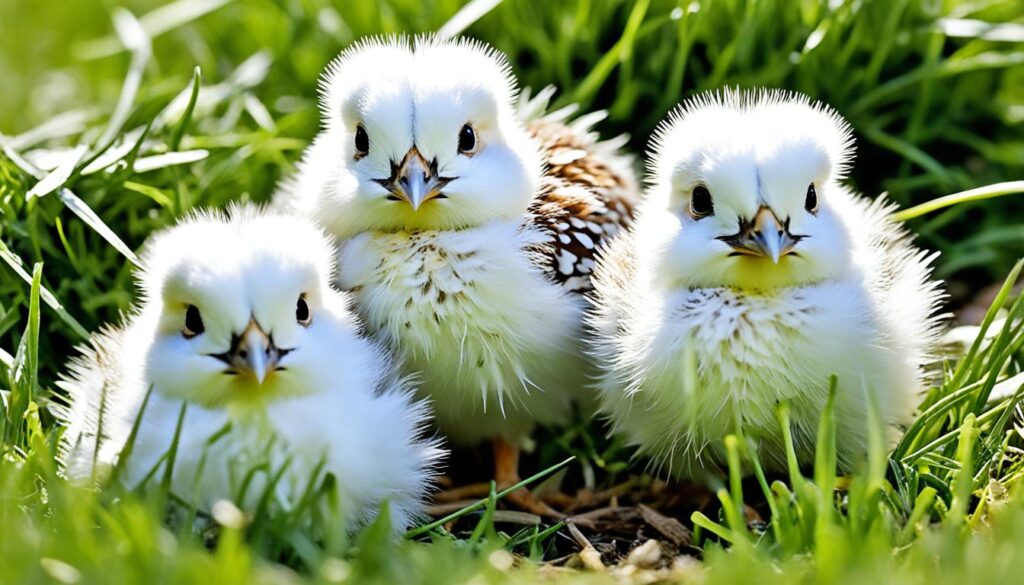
313, 35, 542, 236
139, 206, 357, 407
648, 89, 856, 291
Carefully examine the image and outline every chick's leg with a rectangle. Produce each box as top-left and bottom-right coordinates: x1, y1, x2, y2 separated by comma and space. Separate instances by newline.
493, 437, 563, 518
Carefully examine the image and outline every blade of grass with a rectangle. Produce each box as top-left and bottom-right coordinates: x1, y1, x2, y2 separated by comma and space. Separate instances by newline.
405, 456, 575, 538
1, 136, 140, 266
894, 378, 996, 460
132, 150, 209, 173
970, 300, 1024, 410
123, 181, 174, 208
284, 456, 329, 528
22, 264, 42, 400
160, 401, 189, 491
92, 9, 152, 158
251, 455, 295, 526
814, 377, 839, 534
526, 521, 565, 558
851, 51, 1024, 114
898, 487, 937, 542
715, 486, 748, 547
10, 110, 98, 151
235, 434, 278, 505
745, 436, 783, 544
6, 264, 43, 448
949, 259, 1022, 390
948, 414, 977, 527
690, 511, 734, 543
778, 402, 805, 491
860, 125, 951, 181
437, 0, 504, 39
170, 67, 202, 151
0, 241, 89, 339
903, 395, 1019, 463
26, 146, 87, 200
91, 380, 111, 484
110, 385, 156, 486
55, 190, 140, 266
55, 218, 80, 268
468, 481, 498, 546
78, 127, 145, 176
570, 0, 649, 107
723, 435, 746, 533
894, 181, 1024, 221
80, 0, 231, 59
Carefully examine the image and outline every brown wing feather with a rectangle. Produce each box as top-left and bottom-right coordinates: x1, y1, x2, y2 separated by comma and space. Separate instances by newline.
525, 118, 639, 293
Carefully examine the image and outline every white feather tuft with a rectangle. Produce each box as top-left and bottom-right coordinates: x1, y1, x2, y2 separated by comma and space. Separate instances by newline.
647, 88, 855, 187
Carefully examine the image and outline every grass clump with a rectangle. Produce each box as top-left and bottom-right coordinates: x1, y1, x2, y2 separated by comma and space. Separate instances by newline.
1, 0, 1024, 583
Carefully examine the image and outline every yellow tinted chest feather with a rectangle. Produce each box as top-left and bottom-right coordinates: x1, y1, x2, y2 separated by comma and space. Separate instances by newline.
342, 227, 580, 357
659, 286, 869, 391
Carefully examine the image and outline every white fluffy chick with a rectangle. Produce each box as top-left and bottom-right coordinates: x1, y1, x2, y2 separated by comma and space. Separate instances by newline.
590, 90, 944, 479
277, 36, 638, 513
55, 206, 444, 533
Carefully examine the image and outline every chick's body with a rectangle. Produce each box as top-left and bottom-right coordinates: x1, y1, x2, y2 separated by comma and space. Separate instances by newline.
338, 221, 582, 443
591, 91, 943, 477
278, 37, 638, 447
56, 208, 443, 533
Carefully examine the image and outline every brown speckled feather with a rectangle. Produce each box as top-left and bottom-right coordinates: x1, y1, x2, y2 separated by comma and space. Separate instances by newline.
525, 118, 639, 293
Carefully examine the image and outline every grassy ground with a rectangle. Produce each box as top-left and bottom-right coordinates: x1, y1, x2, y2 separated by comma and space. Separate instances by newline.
1, 0, 1024, 583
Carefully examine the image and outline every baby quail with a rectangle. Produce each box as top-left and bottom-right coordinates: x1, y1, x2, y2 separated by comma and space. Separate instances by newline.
590, 90, 943, 478
277, 36, 639, 513
55, 206, 444, 533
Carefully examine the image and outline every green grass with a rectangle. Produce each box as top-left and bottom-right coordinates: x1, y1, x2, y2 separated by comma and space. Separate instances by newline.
1, 0, 1024, 583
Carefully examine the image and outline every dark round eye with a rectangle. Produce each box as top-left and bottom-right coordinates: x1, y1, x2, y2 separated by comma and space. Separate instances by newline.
183, 304, 204, 338
296, 295, 311, 326
354, 124, 369, 157
805, 183, 818, 213
689, 186, 714, 218
458, 123, 477, 154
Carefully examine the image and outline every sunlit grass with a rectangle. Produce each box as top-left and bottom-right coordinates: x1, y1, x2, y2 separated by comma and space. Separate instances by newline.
1, 0, 1024, 583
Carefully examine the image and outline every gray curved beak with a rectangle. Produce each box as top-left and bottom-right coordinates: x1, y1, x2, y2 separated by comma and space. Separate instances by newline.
218, 320, 280, 385
237, 321, 274, 383
719, 207, 800, 263
384, 147, 450, 210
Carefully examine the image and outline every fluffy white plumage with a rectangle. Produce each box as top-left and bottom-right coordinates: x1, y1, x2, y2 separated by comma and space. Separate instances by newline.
54, 206, 444, 533
337, 221, 584, 443
277, 36, 637, 446
283, 35, 541, 238
590, 90, 944, 478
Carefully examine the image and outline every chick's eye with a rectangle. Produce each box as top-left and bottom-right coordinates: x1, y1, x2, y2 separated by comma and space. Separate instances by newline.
805, 183, 818, 213
458, 123, 478, 155
296, 295, 311, 326
183, 304, 204, 338
689, 186, 714, 218
354, 124, 369, 157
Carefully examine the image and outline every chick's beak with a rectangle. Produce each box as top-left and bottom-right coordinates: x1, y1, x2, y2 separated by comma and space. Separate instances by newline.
230, 320, 277, 384
384, 147, 449, 210
720, 206, 800, 264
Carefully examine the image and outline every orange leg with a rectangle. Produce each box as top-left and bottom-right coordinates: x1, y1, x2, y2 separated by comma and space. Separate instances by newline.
433, 482, 493, 503
493, 437, 564, 518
